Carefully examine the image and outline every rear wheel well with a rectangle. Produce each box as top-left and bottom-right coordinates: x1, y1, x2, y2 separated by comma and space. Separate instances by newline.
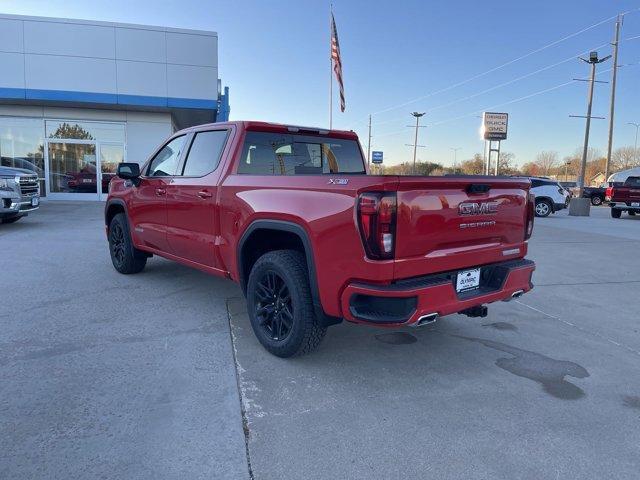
105, 203, 126, 227
239, 228, 307, 292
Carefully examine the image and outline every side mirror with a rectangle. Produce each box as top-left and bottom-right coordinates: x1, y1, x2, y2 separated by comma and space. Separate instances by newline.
117, 163, 141, 186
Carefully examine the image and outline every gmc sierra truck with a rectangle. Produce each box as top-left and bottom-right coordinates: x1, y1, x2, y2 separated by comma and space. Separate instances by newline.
105, 121, 536, 357
0, 166, 40, 224
606, 176, 640, 218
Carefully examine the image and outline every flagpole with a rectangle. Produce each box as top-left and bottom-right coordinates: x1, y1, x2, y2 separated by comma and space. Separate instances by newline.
329, 3, 333, 129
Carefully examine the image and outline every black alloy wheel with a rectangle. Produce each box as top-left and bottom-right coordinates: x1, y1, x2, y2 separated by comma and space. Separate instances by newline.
254, 270, 293, 341
109, 222, 127, 268
108, 213, 147, 274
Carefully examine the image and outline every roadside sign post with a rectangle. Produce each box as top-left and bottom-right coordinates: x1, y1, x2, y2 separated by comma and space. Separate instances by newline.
482, 112, 508, 175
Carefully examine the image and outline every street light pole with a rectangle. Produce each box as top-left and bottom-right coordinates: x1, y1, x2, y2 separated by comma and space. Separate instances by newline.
628, 122, 640, 165
410, 112, 425, 174
605, 14, 622, 182
450, 147, 461, 173
577, 51, 610, 198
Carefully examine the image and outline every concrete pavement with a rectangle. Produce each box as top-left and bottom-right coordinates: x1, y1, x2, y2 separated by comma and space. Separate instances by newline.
1, 202, 639, 479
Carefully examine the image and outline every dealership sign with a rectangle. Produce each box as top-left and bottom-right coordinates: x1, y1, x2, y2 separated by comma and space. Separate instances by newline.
482, 112, 508, 141
371, 151, 383, 164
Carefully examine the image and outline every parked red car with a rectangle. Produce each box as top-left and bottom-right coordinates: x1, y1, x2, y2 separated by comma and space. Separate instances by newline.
606, 176, 640, 218
105, 121, 536, 357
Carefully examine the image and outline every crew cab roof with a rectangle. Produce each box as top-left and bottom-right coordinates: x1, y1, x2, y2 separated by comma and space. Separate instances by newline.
176, 120, 359, 140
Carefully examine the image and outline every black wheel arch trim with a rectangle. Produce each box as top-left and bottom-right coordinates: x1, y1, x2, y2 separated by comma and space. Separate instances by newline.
238, 219, 342, 327
104, 198, 128, 226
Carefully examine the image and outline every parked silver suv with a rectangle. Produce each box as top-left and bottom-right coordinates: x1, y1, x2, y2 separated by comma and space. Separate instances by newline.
0, 166, 40, 224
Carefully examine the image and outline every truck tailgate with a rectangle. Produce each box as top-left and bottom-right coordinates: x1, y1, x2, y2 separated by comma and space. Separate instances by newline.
393, 176, 530, 279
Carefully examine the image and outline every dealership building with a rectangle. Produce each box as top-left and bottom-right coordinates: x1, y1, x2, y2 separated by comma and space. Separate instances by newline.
0, 13, 229, 200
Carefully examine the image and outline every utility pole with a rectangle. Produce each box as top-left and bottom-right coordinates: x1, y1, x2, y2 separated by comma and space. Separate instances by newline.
406, 112, 426, 174
577, 52, 610, 198
629, 122, 640, 165
450, 147, 461, 173
366, 114, 372, 167
605, 14, 623, 182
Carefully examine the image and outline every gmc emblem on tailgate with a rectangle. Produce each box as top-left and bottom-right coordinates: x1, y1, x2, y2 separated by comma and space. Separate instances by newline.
458, 201, 498, 216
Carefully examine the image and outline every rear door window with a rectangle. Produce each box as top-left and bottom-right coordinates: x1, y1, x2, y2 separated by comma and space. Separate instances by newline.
237, 132, 365, 175
181, 130, 228, 177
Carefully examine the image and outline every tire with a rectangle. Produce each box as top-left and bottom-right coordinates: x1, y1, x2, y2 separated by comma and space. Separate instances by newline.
535, 199, 552, 218
629, 211, 636, 216
591, 196, 603, 206
1, 215, 22, 224
246, 250, 326, 357
611, 208, 622, 219
108, 213, 147, 274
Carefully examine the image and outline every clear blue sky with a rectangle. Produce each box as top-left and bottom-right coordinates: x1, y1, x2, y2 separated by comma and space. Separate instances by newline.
2, 0, 640, 167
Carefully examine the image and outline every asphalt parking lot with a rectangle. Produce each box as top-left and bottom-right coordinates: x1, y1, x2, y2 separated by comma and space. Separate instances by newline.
2, 202, 639, 479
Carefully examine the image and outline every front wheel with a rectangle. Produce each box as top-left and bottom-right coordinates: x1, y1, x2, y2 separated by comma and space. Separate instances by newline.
535, 199, 552, 217
611, 208, 622, 219
246, 250, 326, 357
108, 213, 147, 274
591, 196, 603, 206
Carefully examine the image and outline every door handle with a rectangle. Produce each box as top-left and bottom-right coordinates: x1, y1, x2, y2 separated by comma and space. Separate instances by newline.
197, 190, 213, 199
155, 187, 166, 196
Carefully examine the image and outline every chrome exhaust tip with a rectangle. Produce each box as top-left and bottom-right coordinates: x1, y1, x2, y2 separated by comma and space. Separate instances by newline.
412, 312, 438, 327
502, 289, 525, 302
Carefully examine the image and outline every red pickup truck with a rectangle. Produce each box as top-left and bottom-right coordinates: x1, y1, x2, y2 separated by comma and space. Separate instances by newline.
105, 121, 536, 357
605, 176, 640, 218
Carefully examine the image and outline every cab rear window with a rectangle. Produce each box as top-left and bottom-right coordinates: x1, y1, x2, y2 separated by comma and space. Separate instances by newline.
237, 132, 365, 175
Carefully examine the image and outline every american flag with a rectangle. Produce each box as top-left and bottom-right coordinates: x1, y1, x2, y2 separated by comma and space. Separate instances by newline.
331, 13, 345, 112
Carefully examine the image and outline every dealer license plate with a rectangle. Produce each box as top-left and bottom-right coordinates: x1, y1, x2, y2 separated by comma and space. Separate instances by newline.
456, 268, 481, 293
31, 197, 39, 207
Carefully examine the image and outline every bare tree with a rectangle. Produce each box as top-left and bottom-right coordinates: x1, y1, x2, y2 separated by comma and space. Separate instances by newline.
459, 154, 485, 175
612, 146, 638, 170
534, 151, 558, 176
497, 152, 518, 175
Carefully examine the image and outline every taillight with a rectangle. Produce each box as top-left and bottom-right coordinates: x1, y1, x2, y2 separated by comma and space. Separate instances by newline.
525, 192, 535, 240
605, 187, 613, 200
357, 192, 397, 259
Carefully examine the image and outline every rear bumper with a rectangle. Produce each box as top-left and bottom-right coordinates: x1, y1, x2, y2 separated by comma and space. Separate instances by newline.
341, 259, 535, 326
608, 202, 640, 211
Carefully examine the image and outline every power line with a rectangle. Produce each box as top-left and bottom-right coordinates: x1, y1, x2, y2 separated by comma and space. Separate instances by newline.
370, 13, 623, 117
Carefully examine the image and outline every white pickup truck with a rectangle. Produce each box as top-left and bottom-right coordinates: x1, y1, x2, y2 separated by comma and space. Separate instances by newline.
0, 166, 40, 224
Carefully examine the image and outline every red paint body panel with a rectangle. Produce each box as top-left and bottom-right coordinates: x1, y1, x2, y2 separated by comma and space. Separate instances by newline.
107, 121, 536, 324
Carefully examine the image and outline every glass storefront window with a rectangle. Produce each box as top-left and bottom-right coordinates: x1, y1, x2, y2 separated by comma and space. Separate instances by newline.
0, 117, 45, 193
48, 142, 97, 193
45, 120, 125, 143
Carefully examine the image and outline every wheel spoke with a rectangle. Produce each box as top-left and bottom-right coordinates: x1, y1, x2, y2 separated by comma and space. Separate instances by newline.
256, 282, 272, 301
253, 269, 295, 342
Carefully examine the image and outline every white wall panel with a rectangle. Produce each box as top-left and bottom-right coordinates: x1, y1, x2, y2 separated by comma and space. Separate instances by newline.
166, 32, 217, 67
24, 20, 115, 58
167, 64, 218, 99
115, 27, 165, 63
116, 61, 167, 97
0, 18, 24, 52
0, 53, 25, 88
25, 54, 116, 93
126, 120, 172, 164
